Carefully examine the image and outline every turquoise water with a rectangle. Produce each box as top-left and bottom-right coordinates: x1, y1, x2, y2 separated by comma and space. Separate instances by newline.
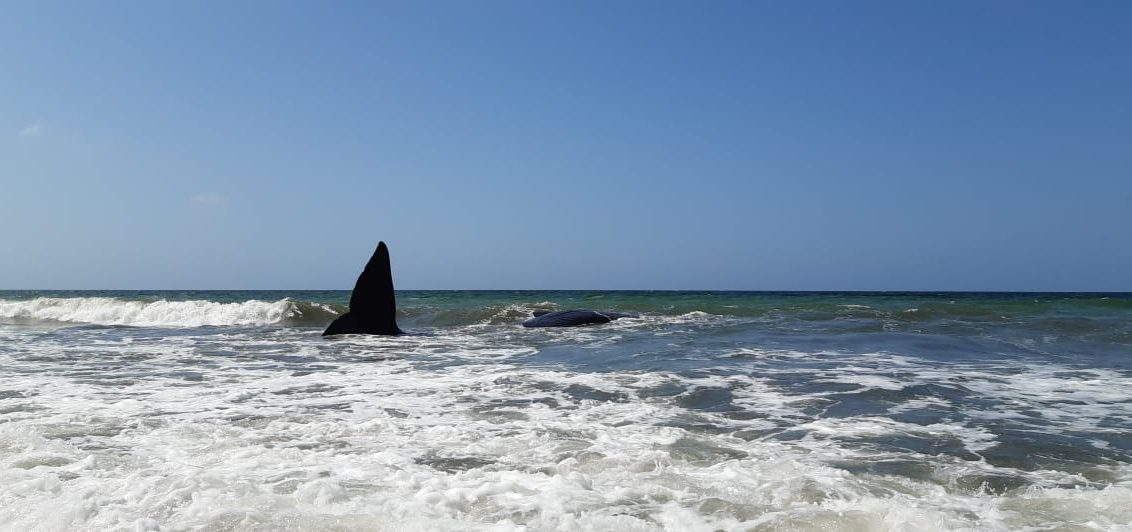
1, 291, 1131, 530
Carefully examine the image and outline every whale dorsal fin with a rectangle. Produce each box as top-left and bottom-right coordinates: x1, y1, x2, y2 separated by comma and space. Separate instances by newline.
323, 241, 402, 335
350, 241, 396, 317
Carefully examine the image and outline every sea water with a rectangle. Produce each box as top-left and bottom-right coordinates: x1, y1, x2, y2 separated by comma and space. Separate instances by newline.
1, 290, 1130, 530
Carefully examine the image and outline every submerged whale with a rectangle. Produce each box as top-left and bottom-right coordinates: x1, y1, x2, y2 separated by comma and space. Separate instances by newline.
323, 242, 403, 336
522, 309, 638, 328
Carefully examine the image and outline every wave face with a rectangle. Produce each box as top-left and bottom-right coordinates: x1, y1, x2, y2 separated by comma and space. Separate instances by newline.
0, 297, 343, 327
1, 292, 1130, 342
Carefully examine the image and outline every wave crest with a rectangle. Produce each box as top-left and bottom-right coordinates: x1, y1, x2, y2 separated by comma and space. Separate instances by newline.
0, 297, 344, 327
398, 303, 558, 328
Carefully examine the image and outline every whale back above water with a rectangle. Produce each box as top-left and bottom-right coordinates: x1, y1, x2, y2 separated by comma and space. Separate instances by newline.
522, 309, 638, 328
323, 242, 403, 336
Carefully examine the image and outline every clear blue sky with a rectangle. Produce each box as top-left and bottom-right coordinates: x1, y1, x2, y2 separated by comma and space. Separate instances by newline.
3, 1, 1130, 290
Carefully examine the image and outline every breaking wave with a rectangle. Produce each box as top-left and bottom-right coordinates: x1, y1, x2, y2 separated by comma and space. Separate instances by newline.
0, 297, 343, 328
0, 298, 663, 330
0, 298, 647, 329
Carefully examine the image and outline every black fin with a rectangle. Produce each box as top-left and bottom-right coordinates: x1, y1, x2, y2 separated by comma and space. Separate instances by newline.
323, 241, 403, 336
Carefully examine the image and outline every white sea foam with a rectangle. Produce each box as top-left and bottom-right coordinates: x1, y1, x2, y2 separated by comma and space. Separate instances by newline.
2, 325, 1131, 530
0, 297, 306, 327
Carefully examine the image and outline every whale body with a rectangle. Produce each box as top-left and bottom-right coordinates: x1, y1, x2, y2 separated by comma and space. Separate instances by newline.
323, 242, 403, 336
522, 309, 638, 328
324, 241, 638, 334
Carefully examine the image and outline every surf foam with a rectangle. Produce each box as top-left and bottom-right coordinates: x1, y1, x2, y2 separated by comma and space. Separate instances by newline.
0, 297, 336, 327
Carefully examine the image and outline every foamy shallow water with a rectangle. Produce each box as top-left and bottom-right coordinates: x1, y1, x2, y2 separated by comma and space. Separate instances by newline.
2, 292, 1132, 530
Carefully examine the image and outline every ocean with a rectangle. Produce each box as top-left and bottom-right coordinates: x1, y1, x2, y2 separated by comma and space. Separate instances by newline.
1, 290, 1130, 531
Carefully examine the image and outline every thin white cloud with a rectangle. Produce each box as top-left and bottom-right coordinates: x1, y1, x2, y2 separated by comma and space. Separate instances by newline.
190, 193, 228, 206
18, 122, 45, 138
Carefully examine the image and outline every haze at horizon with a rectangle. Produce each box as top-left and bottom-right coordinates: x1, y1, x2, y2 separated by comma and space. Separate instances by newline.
3, 1, 1130, 291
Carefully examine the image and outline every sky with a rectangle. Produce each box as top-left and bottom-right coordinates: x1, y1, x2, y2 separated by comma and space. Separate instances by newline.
2, 1, 1130, 291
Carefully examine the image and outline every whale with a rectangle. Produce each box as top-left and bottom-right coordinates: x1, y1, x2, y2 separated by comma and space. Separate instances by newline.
324, 241, 638, 334
323, 241, 403, 336
522, 309, 638, 328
